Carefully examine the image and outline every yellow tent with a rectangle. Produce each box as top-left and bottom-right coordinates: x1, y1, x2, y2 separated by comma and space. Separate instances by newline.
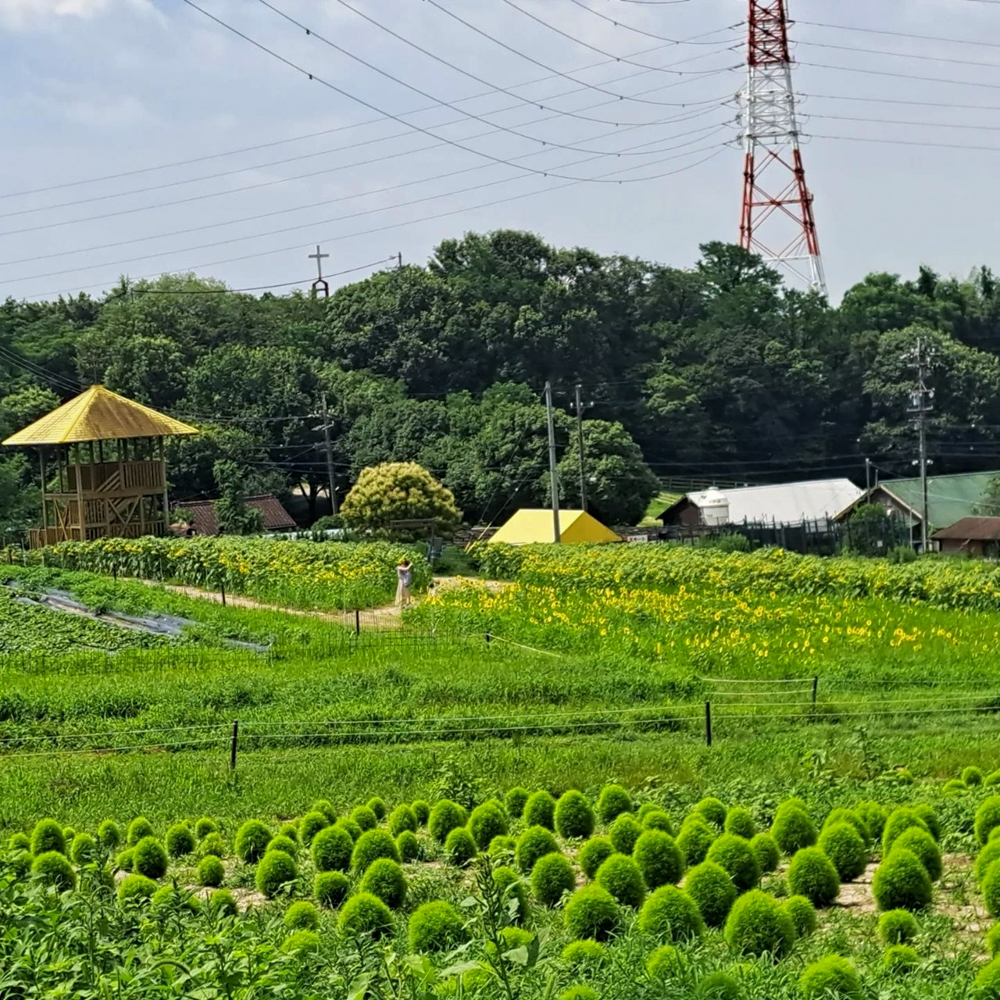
488, 508, 621, 545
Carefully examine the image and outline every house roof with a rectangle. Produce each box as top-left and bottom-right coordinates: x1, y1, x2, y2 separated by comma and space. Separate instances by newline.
931, 517, 1000, 542
2, 385, 198, 446
847, 470, 1000, 529
659, 478, 863, 526
176, 495, 296, 536
487, 508, 621, 545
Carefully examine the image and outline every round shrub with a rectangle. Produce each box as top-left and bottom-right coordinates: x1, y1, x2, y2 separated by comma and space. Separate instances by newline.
198, 855, 225, 887
879, 908, 918, 944
684, 861, 737, 928
724, 890, 794, 957
336, 818, 362, 842
411, 799, 430, 826
783, 894, 817, 939
468, 802, 508, 851
978, 798, 1000, 847
165, 823, 196, 858
254, 850, 297, 899
645, 945, 681, 982
194, 817, 218, 839
31, 851, 76, 891
818, 823, 868, 882
872, 848, 933, 912
445, 827, 478, 867
339, 891, 394, 939
882, 807, 929, 856
267, 835, 298, 857
283, 900, 320, 932
396, 830, 421, 863
776, 797, 808, 817
314, 870, 350, 908
989, 924, 1000, 959
965, 766, 986, 787
208, 889, 238, 917
750, 833, 780, 875
352, 829, 400, 872
559, 988, 598, 1000
494, 865, 529, 923
7, 832, 28, 852
312, 825, 353, 873
298, 811, 329, 846
638, 885, 704, 941
361, 857, 406, 909
388, 805, 417, 837
883, 944, 919, 974
596, 853, 646, 908
278, 822, 299, 842
609, 813, 643, 856
31, 819, 66, 857
149, 885, 200, 916
235, 820, 271, 864
988, 773, 1000, 790
366, 797, 387, 821
70, 832, 97, 865
282, 930, 320, 954
696, 972, 741, 999
349, 806, 378, 832
855, 800, 887, 842
695, 797, 727, 830
504, 787, 530, 819
706, 834, 760, 893
771, 807, 817, 856
823, 808, 869, 842
643, 810, 675, 835
126, 817, 154, 847
564, 885, 619, 940
786, 847, 839, 907
428, 800, 466, 844
409, 900, 466, 952
132, 837, 168, 880
116, 849, 134, 871
524, 790, 557, 830
677, 816, 716, 866
488, 835, 516, 859
579, 836, 615, 880
63, 827, 76, 845
800, 955, 862, 1000
979, 842, 1000, 883
943, 779, 967, 797
724, 807, 756, 840
117, 873, 156, 903
532, 852, 576, 906
97, 820, 121, 849
892, 827, 941, 881
913, 804, 940, 843
633, 830, 685, 889
977, 957, 1000, 999
6, 849, 31, 879
985, 861, 1000, 918
200, 833, 226, 858
555, 790, 596, 840
516, 826, 560, 874
561, 939, 606, 969
597, 784, 633, 824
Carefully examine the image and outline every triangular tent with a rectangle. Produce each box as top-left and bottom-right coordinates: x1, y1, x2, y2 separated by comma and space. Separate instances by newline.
488, 509, 621, 545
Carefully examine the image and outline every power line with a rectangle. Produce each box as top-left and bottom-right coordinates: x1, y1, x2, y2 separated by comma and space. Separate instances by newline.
796, 18, 1000, 51
801, 59, 1000, 92
797, 39, 1000, 71
813, 132, 1000, 154
806, 112, 1000, 134
560, 0, 742, 45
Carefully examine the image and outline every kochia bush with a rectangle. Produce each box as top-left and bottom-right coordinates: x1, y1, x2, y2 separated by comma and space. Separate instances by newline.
255, 850, 297, 898
892, 827, 942, 881
284, 901, 319, 932
786, 847, 840, 908
882, 808, 930, 857
132, 837, 168, 880
724, 890, 794, 957
444, 828, 478, 868
878, 909, 919, 944
633, 830, 685, 889
684, 861, 737, 929
516, 826, 560, 874
165, 823, 196, 858
360, 858, 407, 909
468, 802, 508, 851
352, 829, 400, 872
126, 817, 154, 847
595, 853, 646, 908
314, 871, 350, 909
311, 826, 353, 873
724, 806, 756, 840
98, 820, 121, 850
799, 955, 862, 1000
695, 798, 728, 830
338, 891, 394, 939
504, 788, 530, 819
532, 853, 576, 907
638, 885, 704, 942
396, 831, 421, 863
872, 848, 933, 912
750, 833, 780, 874
31, 819, 66, 857
494, 865, 529, 924
388, 805, 418, 837
771, 807, 817, 856
597, 785, 633, 824
299, 811, 329, 846
117, 873, 157, 903
70, 833, 97, 865
564, 885, 619, 941
524, 791, 557, 830
555, 790, 596, 840
818, 823, 868, 882
579, 836, 615, 880
409, 900, 466, 952
609, 814, 644, 856
705, 833, 760, 893
977, 798, 1000, 847
428, 800, 466, 844
235, 820, 271, 864
197, 855, 225, 888
31, 851, 76, 891
783, 895, 817, 939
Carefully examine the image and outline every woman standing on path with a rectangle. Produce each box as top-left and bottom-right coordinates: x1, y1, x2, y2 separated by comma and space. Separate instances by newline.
396, 559, 413, 607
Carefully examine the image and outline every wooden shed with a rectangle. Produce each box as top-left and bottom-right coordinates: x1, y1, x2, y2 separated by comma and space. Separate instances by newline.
931, 517, 1000, 558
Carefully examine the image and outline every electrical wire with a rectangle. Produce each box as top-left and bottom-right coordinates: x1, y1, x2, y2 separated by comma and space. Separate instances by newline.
560, 0, 743, 46
798, 39, 1000, 70
800, 60, 1000, 92
796, 19, 1000, 51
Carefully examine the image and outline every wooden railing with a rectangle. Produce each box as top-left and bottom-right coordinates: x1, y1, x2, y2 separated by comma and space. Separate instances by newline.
65, 461, 163, 495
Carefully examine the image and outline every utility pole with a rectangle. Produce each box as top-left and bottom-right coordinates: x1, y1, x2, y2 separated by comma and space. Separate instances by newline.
572, 384, 590, 512
906, 339, 935, 552
544, 381, 561, 543
320, 392, 338, 517
865, 457, 871, 493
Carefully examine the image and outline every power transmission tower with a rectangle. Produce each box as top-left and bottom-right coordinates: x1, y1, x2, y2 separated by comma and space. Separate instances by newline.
906, 339, 935, 552
544, 381, 561, 542
738, 1, 826, 296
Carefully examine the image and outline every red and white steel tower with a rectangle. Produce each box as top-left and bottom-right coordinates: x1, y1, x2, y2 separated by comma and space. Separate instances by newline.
738, 1, 826, 295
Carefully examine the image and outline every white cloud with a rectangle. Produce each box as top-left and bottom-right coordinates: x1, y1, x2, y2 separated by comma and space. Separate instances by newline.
0, 0, 151, 29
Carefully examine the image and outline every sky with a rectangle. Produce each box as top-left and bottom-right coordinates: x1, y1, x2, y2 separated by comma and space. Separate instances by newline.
0, 0, 997, 303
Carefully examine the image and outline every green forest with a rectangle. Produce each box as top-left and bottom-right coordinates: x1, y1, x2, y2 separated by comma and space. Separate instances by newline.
3, 230, 1000, 529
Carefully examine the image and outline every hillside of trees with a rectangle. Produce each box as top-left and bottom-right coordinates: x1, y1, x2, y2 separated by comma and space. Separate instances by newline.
2, 230, 1000, 531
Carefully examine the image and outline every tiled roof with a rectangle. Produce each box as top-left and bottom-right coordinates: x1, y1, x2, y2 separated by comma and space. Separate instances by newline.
175, 495, 296, 536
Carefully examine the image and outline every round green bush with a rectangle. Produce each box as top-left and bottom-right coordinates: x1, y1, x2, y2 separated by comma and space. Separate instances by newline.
336, 818, 362, 842
165, 823, 196, 858
516, 826, 560, 874
310, 798, 335, 822
117, 873, 156, 903
282, 930, 320, 954
695, 797, 728, 830
883, 944, 919, 974
561, 939, 606, 969
468, 802, 508, 851
488, 835, 516, 859
69, 832, 97, 866
706, 834, 760, 893
63, 827, 76, 845
97, 820, 121, 849
278, 822, 299, 842
200, 833, 226, 858
684, 861, 737, 928
878, 908, 918, 944
388, 805, 417, 837
643, 810, 675, 835
579, 836, 615, 880
411, 800, 430, 826
314, 870, 350, 908
8, 832, 29, 852
558, 988, 598, 1000
493, 865, 529, 923
428, 800, 466, 843
152, 885, 200, 916
132, 837, 168, 880
349, 806, 378, 832
696, 971, 742, 999
786, 846, 840, 907
913, 804, 940, 843
31, 851, 76, 891
979, 842, 1000, 883
724, 890, 794, 957
564, 885, 619, 940
609, 813, 643, 856
750, 833, 780, 875
989, 924, 1000, 959
776, 797, 808, 817
771, 807, 817, 856
360, 857, 407, 909
783, 895, 816, 940
194, 817, 218, 839
235, 820, 271, 864
892, 827, 941, 881
943, 779, 967, 797
396, 830, 420, 863
409, 900, 466, 952
597, 784, 633, 824
366, 797, 387, 821
532, 852, 576, 906
818, 823, 868, 882
882, 807, 930, 856
524, 790, 557, 830
596, 853, 646, 908
639, 885, 704, 941
978, 957, 1000, 999
266, 835, 298, 857
445, 827, 478, 867
6, 849, 30, 879
312, 825, 354, 873
724, 807, 756, 840
351, 829, 400, 872
504, 787, 530, 819
255, 849, 297, 898
126, 817, 154, 847
645, 945, 681, 982
985, 861, 1000, 918
872, 848, 933, 912
677, 816, 716, 866
284, 900, 319, 932
855, 801, 887, 842
978, 798, 1000, 847
823, 808, 869, 842
339, 891, 394, 939
987, 773, 1000, 790
965, 766, 986, 787
799, 955, 862, 1000
555, 790, 596, 840
208, 889, 238, 917
633, 830, 685, 889
198, 855, 225, 888
298, 811, 329, 846
30, 819, 66, 857
115, 849, 134, 871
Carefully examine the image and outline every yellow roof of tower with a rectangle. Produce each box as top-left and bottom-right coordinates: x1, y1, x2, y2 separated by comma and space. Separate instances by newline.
2, 385, 198, 446
488, 508, 621, 545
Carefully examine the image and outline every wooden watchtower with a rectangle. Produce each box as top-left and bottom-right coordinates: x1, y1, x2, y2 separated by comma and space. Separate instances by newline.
2, 385, 198, 548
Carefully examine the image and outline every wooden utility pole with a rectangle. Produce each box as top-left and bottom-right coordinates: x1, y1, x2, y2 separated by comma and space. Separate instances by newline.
907, 339, 934, 553
573, 383, 588, 513
544, 381, 561, 543
321, 392, 338, 517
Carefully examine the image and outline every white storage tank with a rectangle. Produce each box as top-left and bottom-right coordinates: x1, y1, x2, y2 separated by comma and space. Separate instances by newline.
699, 487, 730, 527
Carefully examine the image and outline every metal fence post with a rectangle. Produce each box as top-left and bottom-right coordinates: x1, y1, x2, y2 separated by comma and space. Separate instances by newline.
230, 720, 239, 770
705, 702, 712, 747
